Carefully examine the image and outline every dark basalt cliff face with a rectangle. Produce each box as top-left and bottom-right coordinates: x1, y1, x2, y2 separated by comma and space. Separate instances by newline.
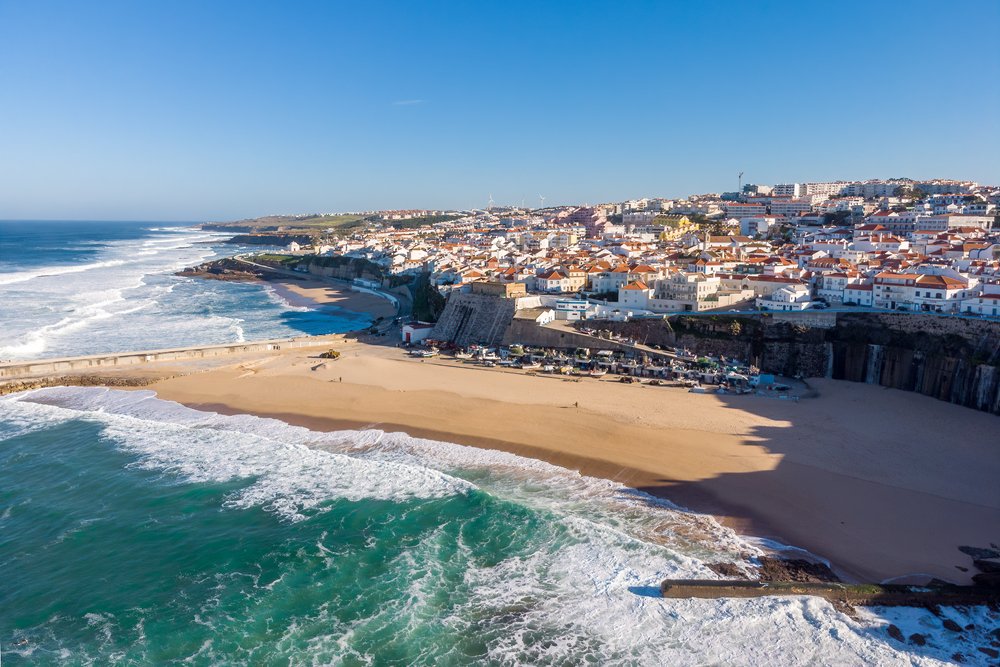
581, 313, 1000, 415
827, 314, 1000, 413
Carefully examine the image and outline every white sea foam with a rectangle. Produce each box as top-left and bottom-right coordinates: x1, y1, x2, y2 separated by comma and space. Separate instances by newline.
3, 389, 474, 521
0, 259, 131, 286
262, 283, 315, 313
0, 229, 354, 360
2, 386, 995, 665
0, 295, 158, 358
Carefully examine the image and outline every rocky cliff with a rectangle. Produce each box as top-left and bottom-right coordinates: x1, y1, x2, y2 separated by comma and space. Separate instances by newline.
581, 313, 1000, 415
300, 256, 384, 284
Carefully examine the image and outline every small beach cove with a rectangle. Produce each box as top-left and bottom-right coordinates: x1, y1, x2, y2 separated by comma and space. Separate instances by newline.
137, 337, 1000, 587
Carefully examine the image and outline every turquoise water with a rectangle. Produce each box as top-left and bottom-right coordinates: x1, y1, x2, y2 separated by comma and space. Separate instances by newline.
0, 388, 993, 665
1, 421, 548, 663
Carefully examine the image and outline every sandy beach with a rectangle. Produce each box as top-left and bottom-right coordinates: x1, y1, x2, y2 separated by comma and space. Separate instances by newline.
143, 337, 1000, 586
267, 278, 397, 321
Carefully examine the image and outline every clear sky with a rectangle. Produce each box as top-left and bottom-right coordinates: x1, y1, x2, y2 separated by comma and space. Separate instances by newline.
1, 0, 998, 221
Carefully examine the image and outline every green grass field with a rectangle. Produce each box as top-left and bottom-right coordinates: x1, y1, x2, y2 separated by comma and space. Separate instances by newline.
254, 253, 299, 265
211, 214, 368, 231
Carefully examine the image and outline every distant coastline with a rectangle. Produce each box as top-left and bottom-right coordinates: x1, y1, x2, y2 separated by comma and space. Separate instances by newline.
176, 255, 398, 323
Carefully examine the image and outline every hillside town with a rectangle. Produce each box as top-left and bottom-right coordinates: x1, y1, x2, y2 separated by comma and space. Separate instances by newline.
278, 178, 1000, 320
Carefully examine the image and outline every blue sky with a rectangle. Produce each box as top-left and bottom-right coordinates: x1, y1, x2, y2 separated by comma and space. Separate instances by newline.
1, 0, 998, 221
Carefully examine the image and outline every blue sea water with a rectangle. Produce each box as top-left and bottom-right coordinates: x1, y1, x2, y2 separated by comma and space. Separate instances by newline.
0, 223, 995, 665
0, 220, 371, 360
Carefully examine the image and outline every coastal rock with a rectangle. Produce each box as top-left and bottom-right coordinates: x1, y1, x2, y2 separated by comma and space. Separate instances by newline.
757, 557, 840, 583
706, 562, 744, 578
176, 257, 268, 282
908, 633, 927, 646
978, 647, 999, 659
886, 624, 904, 642
972, 572, 1000, 588
951, 653, 965, 663
974, 558, 1000, 574
943, 619, 964, 632
960, 546, 1000, 560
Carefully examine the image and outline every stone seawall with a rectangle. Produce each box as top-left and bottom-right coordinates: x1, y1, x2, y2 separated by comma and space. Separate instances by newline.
431, 293, 517, 348
0, 336, 337, 380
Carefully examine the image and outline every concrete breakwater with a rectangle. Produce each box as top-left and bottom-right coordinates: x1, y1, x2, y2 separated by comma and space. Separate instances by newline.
659, 579, 999, 607
0, 336, 337, 381
0, 374, 158, 396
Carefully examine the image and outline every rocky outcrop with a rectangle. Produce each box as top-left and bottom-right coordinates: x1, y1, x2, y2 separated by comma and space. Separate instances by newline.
177, 258, 267, 281
580, 313, 1000, 414
302, 256, 383, 283
828, 314, 1000, 414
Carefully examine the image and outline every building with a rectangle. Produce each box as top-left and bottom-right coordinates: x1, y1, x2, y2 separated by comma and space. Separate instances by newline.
773, 183, 804, 198
757, 284, 813, 311
471, 281, 527, 298
911, 274, 969, 313
914, 214, 993, 232
740, 215, 783, 237
769, 198, 813, 217
964, 293, 1000, 317
536, 270, 573, 293
554, 299, 591, 321
401, 321, 435, 344
844, 283, 873, 306
725, 202, 768, 218
617, 280, 652, 309
873, 272, 920, 310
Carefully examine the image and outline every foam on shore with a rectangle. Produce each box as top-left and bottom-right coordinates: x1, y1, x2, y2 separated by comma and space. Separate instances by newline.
3, 386, 996, 665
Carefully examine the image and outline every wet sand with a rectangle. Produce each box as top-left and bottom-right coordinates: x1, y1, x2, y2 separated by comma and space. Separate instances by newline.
267, 278, 397, 320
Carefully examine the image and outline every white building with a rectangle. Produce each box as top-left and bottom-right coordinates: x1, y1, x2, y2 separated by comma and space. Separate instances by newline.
914, 214, 993, 232
756, 284, 813, 311
401, 322, 435, 344
769, 198, 813, 217
773, 183, 804, 198
964, 293, 1000, 317
554, 299, 591, 321
617, 280, 652, 310
844, 283, 873, 306
740, 215, 782, 237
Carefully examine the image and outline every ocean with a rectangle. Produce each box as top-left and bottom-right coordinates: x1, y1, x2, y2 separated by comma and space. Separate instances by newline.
0, 220, 372, 360
1, 223, 995, 665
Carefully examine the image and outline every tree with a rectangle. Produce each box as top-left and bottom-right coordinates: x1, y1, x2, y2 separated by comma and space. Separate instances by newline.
893, 185, 927, 200
822, 211, 851, 226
